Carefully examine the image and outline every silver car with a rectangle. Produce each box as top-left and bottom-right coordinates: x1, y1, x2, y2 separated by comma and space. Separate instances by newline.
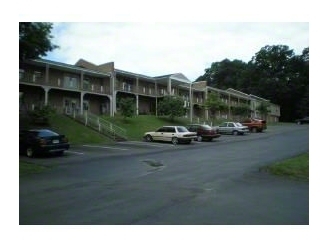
214, 122, 249, 135
143, 126, 197, 144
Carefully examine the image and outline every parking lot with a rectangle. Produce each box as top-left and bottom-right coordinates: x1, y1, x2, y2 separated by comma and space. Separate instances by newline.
20, 124, 309, 225
19, 124, 304, 166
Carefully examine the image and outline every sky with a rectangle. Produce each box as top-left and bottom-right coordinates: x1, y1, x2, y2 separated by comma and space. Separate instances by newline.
45, 22, 309, 82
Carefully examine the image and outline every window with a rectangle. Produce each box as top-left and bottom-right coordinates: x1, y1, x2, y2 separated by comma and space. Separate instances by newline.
64, 76, 79, 89
83, 78, 90, 90
167, 127, 175, 133
32, 71, 42, 82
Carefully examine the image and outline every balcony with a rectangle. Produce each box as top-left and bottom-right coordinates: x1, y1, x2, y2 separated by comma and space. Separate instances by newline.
19, 71, 46, 85
20, 70, 110, 95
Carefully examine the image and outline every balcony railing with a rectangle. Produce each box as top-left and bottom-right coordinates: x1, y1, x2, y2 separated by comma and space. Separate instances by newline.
20, 71, 110, 94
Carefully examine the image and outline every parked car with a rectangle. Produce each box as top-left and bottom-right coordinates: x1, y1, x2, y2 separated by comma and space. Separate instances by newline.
186, 124, 220, 142
214, 122, 249, 135
295, 116, 309, 125
19, 129, 70, 157
143, 126, 197, 144
241, 118, 267, 133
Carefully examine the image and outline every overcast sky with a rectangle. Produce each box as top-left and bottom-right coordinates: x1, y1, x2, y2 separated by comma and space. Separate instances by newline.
45, 22, 309, 82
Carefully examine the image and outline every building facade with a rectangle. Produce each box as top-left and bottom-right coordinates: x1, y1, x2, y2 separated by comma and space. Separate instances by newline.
19, 58, 280, 123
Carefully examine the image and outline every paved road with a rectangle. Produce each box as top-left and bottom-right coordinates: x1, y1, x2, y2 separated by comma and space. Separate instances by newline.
19, 124, 309, 224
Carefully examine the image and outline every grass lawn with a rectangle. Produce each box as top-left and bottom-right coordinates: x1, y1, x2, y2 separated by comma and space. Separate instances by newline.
48, 114, 113, 144
19, 161, 53, 176
260, 152, 309, 181
101, 115, 191, 141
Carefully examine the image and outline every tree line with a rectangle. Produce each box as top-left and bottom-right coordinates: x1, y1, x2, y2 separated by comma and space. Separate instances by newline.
196, 45, 309, 122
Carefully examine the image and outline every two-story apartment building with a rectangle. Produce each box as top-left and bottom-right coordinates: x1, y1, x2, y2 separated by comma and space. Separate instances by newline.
19, 58, 280, 123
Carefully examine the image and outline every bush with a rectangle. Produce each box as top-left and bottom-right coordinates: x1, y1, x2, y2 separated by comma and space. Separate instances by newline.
29, 105, 56, 126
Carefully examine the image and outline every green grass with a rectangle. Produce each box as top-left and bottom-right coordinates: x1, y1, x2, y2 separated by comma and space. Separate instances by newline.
260, 152, 309, 181
19, 161, 52, 176
48, 114, 112, 144
101, 115, 191, 141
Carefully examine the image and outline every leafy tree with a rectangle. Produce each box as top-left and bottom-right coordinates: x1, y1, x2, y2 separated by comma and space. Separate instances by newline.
19, 22, 59, 60
196, 45, 309, 122
118, 97, 135, 119
256, 102, 271, 120
204, 92, 228, 120
196, 59, 249, 90
231, 104, 250, 119
157, 96, 186, 121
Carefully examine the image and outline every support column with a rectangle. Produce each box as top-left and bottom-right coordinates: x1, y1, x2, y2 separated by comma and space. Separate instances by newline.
205, 88, 209, 120
168, 77, 172, 95
45, 64, 49, 85
111, 72, 116, 116
228, 93, 231, 119
189, 82, 193, 123
80, 92, 85, 115
155, 81, 158, 116
136, 94, 139, 115
43, 86, 50, 106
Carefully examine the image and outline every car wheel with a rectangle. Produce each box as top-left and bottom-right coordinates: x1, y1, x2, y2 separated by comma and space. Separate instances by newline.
26, 147, 34, 158
172, 137, 178, 145
196, 135, 202, 142
232, 131, 238, 136
145, 134, 153, 142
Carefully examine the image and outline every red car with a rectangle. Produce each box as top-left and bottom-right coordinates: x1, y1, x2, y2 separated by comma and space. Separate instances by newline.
186, 124, 220, 141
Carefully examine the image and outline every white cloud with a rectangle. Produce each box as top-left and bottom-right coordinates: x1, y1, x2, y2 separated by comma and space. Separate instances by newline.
46, 22, 309, 81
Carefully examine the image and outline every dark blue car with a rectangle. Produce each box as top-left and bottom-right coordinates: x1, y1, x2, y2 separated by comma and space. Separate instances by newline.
19, 129, 70, 157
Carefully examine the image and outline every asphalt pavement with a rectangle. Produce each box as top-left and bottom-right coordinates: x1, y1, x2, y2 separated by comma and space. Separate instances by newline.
19, 124, 309, 225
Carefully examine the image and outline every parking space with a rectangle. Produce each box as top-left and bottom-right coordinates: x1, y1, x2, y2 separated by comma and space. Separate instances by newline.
20, 125, 301, 165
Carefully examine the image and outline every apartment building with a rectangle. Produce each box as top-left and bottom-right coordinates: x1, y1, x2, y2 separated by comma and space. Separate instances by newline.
19, 58, 280, 123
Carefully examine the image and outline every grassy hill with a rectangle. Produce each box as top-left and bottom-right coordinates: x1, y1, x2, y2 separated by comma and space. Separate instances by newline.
101, 115, 191, 141
48, 114, 112, 144
45, 114, 191, 143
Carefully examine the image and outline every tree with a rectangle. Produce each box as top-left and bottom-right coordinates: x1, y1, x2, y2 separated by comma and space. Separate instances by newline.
19, 22, 59, 60
204, 92, 228, 120
231, 104, 250, 120
196, 59, 248, 90
256, 102, 271, 120
118, 97, 135, 120
157, 96, 186, 121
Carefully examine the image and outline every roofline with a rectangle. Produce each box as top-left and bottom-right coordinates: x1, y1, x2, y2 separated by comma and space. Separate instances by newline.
29, 58, 111, 77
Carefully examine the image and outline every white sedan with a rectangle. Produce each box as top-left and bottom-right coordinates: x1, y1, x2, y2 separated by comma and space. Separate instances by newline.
143, 126, 197, 144
214, 122, 249, 135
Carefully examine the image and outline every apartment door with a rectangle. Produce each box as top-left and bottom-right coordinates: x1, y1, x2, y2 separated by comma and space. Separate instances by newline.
64, 98, 78, 115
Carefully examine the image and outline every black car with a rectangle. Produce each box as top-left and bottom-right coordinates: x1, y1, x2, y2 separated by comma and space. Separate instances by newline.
295, 116, 309, 125
19, 129, 70, 157
186, 124, 220, 141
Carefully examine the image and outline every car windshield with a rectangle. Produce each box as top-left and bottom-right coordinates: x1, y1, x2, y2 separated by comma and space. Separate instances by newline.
177, 126, 189, 133
236, 123, 243, 127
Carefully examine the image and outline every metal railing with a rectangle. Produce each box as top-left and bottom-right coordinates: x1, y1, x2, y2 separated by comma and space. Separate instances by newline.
66, 110, 127, 141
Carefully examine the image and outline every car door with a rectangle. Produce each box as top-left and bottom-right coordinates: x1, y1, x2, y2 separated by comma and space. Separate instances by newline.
227, 122, 235, 134
153, 127, 165, 141
162, 127, 176, 142
219, 123, 228, 134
